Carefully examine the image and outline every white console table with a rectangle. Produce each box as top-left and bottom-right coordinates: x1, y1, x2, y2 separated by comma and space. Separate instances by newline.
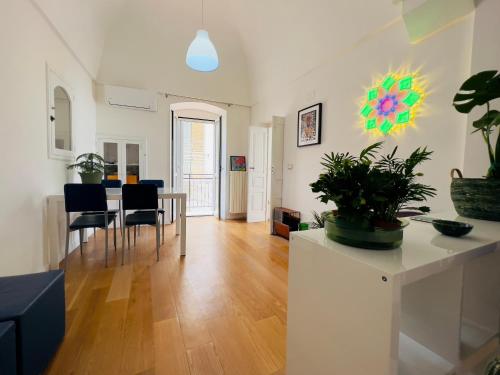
287, 213, 500, 375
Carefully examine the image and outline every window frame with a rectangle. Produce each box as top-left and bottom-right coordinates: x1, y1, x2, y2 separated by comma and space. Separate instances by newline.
46, 65, 75, 161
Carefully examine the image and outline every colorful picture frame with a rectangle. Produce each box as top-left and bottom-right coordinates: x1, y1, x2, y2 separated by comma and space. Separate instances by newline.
230, 156, 246, 171
297, 103, 322, 147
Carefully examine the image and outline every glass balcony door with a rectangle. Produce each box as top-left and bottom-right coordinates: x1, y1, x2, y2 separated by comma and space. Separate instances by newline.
180, 119, 217, 216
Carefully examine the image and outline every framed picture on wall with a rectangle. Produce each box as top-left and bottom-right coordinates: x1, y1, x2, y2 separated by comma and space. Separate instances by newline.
230, 156, 246, 171
297, 103, 322, 147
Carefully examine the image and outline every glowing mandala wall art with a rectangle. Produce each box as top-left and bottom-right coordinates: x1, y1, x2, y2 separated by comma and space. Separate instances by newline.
360, 69, 426, 137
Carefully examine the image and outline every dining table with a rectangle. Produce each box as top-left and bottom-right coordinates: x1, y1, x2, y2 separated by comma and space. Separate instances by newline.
46, 187, 187, 269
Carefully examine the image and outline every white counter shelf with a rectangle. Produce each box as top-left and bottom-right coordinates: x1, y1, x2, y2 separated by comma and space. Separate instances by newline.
286, 213, 500, 375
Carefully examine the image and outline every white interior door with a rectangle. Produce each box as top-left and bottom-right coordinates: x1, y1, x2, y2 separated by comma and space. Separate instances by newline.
214, 117, 221, 218
247, 126, 268, 223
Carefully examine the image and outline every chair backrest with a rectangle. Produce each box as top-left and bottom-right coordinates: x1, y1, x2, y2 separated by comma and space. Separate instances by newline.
139, 179, 164, 188
64, 184, 108, 213
122, 184, 158, 211
102, 179, 122, 188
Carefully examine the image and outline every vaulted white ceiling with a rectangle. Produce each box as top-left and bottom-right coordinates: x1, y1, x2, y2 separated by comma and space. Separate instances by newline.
32, 0, 406, 105
31, 0, 127, 77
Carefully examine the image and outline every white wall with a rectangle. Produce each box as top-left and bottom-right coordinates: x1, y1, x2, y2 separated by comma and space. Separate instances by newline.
31, 0, 126, 78
96, 86, 251, 218
0, 0, 96, 276
251, 14, 475, 220
462, 0, 500, 178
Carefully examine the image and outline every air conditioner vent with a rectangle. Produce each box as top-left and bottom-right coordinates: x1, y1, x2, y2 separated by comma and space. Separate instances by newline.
104, 85, 158, 112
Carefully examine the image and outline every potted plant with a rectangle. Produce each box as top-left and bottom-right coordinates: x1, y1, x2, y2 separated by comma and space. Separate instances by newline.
451, 70, 500, 221
310, 142, 436, 250
67, 153, 105, 184
485, 357, 500, 375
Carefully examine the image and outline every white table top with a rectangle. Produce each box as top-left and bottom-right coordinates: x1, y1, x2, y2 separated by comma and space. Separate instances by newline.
105, 187, 186, 200
292, 212, 500, 283
47, 187, 187, 201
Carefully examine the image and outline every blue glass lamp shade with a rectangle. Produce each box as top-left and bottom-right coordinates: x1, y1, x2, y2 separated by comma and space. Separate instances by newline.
186, 30, 219, 72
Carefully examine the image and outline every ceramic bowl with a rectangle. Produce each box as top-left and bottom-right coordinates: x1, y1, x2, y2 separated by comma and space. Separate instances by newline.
432, 219, 473, 237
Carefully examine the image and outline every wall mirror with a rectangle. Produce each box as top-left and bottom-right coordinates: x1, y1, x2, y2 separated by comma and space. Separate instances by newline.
47, 67, 74, 160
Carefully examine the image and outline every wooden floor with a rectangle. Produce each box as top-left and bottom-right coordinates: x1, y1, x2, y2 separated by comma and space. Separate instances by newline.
46, 217, 289, 375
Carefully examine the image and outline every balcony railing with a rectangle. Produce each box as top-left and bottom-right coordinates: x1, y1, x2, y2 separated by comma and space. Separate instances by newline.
183, 173, 215, 216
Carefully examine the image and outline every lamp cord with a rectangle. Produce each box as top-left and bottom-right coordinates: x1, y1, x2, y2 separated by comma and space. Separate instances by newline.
201, 0, 204, 28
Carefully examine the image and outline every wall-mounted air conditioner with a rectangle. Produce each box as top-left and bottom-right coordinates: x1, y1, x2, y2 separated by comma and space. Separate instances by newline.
104, 85, 158, 112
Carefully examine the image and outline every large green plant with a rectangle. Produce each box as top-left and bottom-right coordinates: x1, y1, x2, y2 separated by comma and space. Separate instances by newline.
67, 153, 105, 174
453, 70, 500, 178
310, 142, 436, 225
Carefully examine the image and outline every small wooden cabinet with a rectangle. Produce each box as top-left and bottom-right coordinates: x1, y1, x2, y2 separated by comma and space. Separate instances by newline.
273, 207, 300, 240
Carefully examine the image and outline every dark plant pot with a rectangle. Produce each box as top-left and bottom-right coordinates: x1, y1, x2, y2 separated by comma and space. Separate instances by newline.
450, 169, 500, 222
485, 357, 500, 375
79, 171, 103, 184
324, 212, 408, 250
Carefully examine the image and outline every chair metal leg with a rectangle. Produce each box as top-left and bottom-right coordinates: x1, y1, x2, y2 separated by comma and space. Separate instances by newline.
64, 214, 70, 270
138, 225, 141, 236
127, 227, 130, 251
134, 225, 137, 246
121, 210, 126, 266
161, 213, 165, 244
79, 229, 84, 256
118, 201, 122, 230
93, 227, 96, 237
156, 209, 160, 261
113, 219, 117, 251
104, 213, 109, 268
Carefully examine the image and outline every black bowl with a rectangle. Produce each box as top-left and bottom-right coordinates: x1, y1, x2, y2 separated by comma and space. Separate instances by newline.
432, 219, 473, 237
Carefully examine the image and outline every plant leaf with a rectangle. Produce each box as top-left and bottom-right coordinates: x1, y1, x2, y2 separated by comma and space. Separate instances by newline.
453, 70, 500, 114
473, 110, 500, 130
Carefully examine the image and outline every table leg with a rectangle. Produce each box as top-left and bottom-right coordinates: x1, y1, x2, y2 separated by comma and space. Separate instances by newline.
181, 196, 186, 256
175, 198, 180, 236
47, 198, 60, 270
161, 198, 165, 243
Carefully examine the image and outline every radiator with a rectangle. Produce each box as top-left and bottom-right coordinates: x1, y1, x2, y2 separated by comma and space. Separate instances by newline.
229, 171, 248, 214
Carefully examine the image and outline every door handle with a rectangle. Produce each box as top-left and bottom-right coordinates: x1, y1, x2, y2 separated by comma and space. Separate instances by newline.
249, 167, 255, 170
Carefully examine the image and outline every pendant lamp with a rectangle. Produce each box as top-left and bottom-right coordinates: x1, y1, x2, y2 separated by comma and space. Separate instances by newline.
186, 0, 219, 72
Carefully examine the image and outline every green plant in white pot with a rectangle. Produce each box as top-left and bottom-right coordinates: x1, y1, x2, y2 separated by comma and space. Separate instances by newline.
310, 142, 435, 250
451, 70, 500, 221
67, 153, 104, 184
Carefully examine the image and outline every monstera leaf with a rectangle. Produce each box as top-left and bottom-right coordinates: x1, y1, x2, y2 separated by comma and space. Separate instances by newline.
453, 70, 500, 114
472, 110, 500, 133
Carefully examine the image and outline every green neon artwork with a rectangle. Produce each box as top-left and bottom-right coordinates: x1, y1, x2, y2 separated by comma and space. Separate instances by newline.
361, 105, 373, 118
359, 69, 426, 136
380, 120, 393, 135
366, 118, 377, 129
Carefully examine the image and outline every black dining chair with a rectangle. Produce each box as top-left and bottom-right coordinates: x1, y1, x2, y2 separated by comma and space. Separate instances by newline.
102, 179, 122, 188
138, 179, 165, 243
63, 184, 117, 268
121, 184, 161, 265
84, 179, 123, 236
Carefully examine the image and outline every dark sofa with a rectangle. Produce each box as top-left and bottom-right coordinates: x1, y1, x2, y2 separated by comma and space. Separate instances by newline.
0, 270, 65, 375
